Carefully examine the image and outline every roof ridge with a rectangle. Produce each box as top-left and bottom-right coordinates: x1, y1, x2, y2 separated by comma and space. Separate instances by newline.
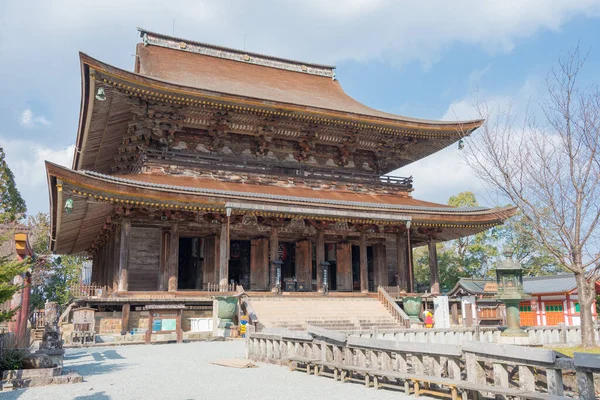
137, 27, 336, 77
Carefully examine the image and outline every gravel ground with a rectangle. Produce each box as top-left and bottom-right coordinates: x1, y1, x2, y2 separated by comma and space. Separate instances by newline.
2, 340, 427, 400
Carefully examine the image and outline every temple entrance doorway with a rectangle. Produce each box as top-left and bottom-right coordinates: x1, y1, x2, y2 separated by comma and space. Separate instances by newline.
351, 245, 374, 291
229, 240, 251, 288
280, 242, 296, 292
178, 237, 203, 290
324, 243, 337, 291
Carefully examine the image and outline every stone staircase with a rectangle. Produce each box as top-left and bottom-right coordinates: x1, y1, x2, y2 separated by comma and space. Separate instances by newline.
247, 296, 404, 332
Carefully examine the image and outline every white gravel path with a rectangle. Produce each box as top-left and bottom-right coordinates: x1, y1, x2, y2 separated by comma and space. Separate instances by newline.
2, 340, 427, 400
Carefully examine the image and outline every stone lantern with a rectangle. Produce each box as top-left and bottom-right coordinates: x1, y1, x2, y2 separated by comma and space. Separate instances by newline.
495, 247, 530, 336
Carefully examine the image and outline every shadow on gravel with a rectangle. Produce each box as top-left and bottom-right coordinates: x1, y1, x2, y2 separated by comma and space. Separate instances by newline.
67, 359, 128, 377
72, 391, 111, 400
91, 350, 125, 362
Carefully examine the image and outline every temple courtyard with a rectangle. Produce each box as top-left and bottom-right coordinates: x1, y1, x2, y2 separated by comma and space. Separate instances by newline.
1, 341, 425, 400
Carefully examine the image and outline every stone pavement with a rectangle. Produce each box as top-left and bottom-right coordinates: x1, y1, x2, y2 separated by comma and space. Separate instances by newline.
1, 340, 427, 400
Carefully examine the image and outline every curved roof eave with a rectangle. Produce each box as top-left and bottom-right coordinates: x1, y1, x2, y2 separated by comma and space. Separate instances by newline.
47, 161, 516, 222
78, 52, 484, 133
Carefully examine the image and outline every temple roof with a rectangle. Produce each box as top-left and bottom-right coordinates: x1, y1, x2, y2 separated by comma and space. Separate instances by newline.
136, 28, 482, 127
47, 162, 516, 253
73, 29, 484, 173
448, 275, 588, 296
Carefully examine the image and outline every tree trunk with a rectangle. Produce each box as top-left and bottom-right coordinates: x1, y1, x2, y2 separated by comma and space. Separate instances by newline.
575, 272, 597, 348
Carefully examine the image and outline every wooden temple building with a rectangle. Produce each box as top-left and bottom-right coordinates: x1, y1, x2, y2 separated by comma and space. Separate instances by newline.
47, 28, 515, 310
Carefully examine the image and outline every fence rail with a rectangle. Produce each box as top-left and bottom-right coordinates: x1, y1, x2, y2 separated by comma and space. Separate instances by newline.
204, 283, 236, 293
377, 286, 410, 328
247, 327, 599, 399
70, 283, 107, 298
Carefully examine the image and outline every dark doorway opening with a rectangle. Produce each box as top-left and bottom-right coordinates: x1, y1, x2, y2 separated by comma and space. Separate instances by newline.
178, 237, 202, 290
229, 240, 251, 288
351, 245, 374, 291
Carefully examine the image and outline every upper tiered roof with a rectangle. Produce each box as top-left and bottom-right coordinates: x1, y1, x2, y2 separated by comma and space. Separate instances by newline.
135, 28, 482, 126
72, 28, 483, 173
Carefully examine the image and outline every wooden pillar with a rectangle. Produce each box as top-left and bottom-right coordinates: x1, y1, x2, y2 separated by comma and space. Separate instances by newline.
219, 221, 229, 289
407, 224, 414, 293
396, 233, 408, 291
168, 223, 179, 291
112, 225, 121, 293
269, 227, 279, 290
316, 230, 325, 292
359, 232, 368, 293
118, 219, 131, 292
336, 242, 352, 292
428, 239, 440, 294
373, 243, 387, 287
159, 230, 169, 291
250, 238, 269, 290
121, 303, 130, 335
202, 235, 219, 287
295, 240, 312, 290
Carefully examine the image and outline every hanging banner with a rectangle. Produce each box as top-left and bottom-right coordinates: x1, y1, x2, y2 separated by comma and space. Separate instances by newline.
278, 244, 287, 261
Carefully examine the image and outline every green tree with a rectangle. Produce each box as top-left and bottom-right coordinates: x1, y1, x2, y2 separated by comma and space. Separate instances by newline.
0, 147, 29, 323
27, 212, 85, 309
501, 212, 563, 277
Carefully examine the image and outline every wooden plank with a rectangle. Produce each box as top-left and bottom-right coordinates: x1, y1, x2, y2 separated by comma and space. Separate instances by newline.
347, 336, 462, 357
462, 341, 555, 364
168, 224, 179, 291
159, 230, 168, 291
112, 225, 121, 292
295, 240, 312, 290
574, 352, 600, 370
121, 303, 130, 335
336, 242, 352, 292
250, 238, 269, 290
128, 226, 161, 291
359, 232, 368, 293
269, 228, 278, 290
428, 239, 440, 294
203, 236, 219, 286
373, 243, 387, 287
118, 219, 131, 291
316, 230, 325, 291
307, 325, 347, 344
219, 222, 229, 288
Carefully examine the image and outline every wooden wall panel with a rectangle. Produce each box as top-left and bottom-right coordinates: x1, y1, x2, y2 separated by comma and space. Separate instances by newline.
250, 238, 269, 290
373, 244, 388, 287
295, 240, 312, 288
336, 243, 352, 292
202, 235, 219, 286
128, 226, 161, 291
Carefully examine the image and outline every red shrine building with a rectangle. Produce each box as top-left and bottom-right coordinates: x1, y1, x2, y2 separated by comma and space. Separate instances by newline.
47, 28, 515, 310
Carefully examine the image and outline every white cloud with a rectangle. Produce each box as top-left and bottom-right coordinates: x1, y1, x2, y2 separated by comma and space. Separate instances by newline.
19, 109, 51, 128
1, 137, 74, 214
1, 1, 600, 67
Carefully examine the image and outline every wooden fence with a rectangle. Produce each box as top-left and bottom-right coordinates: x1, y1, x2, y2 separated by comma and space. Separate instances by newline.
69, 283, 108, 298
247, 326, 599, 399
204, 283, 237, 293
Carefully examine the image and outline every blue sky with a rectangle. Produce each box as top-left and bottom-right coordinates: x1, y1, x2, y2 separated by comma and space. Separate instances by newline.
1, 1, 600, 215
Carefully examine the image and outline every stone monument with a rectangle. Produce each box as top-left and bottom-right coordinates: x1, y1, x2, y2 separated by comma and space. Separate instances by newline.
36, 301, 65, 367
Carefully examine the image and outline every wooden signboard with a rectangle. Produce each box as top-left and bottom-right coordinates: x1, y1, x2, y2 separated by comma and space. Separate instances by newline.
145, 304, 185, 344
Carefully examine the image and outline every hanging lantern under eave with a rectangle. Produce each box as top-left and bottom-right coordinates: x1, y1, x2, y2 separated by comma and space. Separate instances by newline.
64, 198, 74, 214
458, 139, 465, 150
